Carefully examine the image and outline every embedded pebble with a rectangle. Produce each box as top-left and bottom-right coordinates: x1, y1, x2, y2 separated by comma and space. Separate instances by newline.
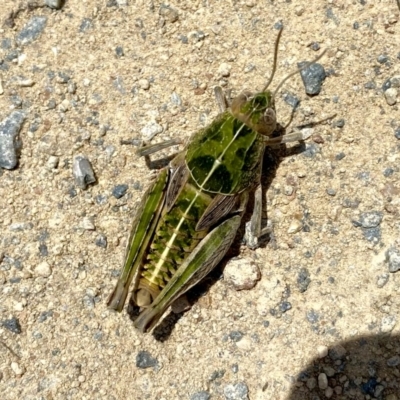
112, 184, 128, 199
136, 351, 158, 369
159, 4, 179, 23
140, 122, 163, 141
16, 16, 47, 46
190, 391, 211, 400
0, 110, 26, 169
44, 0, 64, 9
34, 261, 52, 278
81, 217, 95, 231
384, 88, 398, 106
287, 219, 302, 234
329, 344, 346, 360
380, 315, 396, 333
72, 154, 96, 190
318, 373, 328, 389
298, 61, 326, 95
297, 268, 311, 293
223, 382, 249, 400
1, 317, 22, 334
387, 355, 400, 367
386, 247, 400, 272
138, 79, 150, 90
317, 345, 329, 358
95, 234, 107, 248
223, 258, 261, 290
11, 362, 24, 376
16, 78, 35, 87
376, 273, 390, 287
46, 156, 59, 170
217, 63, 231, 78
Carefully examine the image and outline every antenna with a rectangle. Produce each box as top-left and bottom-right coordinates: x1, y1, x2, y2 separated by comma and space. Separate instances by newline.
261, 26, 284, 92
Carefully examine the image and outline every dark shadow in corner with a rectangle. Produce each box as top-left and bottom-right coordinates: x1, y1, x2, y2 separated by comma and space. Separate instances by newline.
287, 333, 400, 399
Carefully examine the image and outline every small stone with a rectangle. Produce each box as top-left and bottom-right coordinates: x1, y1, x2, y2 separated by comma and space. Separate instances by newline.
34, 261, 52, 277
325, 386, 334, 398
171, 295, 191, 314
376, 273, 389, 287
223, 382, 249, 400
354, 211, 383, 229
95, 234, 107, 248
16, 78, 35, 87
294, 6, 304, 16
81, 217, 95, 231
384, 88, 398, 106
387, 355, 400, 367
190, 391, 211, 400
318, 373, 328, 389
136, 351, 158, 369
223, 258, 261, 290
59, 99, 70, 112
297, 268, 311, 293
112, 184, 128, 199
46, 156, 59, 170
217, 63, 231, 78
138, 79, 150, 90
72, 154, 96, 190
283, 93, 300, 109
228, 331, 244, 342
380, 315, 396, 333
11, 362, 24, 376
306, 377, 317, 390
386, 247, 400, 272
159, 4, 179, 23
298, 61, 326, 95
140, 122, 163, 141
1, 317, 22, 334
317, 345, 329, 358
329, 344, 346, 360
287, 219, 302, 234
44, 0, 64, 9
16, 16, 47, 46
115, 46, 124, 57
0, 110, 26, 169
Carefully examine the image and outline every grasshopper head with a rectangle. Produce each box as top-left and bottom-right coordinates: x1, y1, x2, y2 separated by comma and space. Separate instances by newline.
231, 91, 277, 136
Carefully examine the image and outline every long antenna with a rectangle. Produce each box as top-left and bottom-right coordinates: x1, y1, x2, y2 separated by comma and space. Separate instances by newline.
272, 49, 327, 99
261, 26, 284, 92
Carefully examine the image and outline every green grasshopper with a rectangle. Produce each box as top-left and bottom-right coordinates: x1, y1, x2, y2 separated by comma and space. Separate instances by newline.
107, 28, 326, 332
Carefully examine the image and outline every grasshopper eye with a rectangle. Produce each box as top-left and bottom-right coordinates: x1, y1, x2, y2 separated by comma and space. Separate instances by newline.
260, 107, 277, 136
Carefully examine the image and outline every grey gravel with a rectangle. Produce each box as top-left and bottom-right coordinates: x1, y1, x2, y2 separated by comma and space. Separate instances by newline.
112, 184, 128, 199
44, 0, 64, 9
1, 317, 22, 334
16, 16, 47, 46
72, 154, 96, 190
0, 110, 26, 169
297, 268, 311, 292
386, 247, 400, 273
223, 382, 249, 400
190, 391, 211, 400
298, 61, 326, 95
95, 234, 107, 248
376, 273, 389, 288
159, 4, 179, 23
136, 350, 158, 369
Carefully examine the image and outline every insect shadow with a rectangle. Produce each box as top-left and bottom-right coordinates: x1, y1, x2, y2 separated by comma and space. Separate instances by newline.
286, 332, 400, 399
134, 124, 312, 342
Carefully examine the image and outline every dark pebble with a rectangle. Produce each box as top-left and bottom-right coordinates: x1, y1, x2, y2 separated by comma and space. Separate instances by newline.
383, 167, 394, 177
112, 184, 129, 199
38, 310, 53, 323
283, 92, 300, 109
72, 155, 96, 190
16, 16, 47, 46
326, 188, 336, 196
364, 81, 376, 90
95, 234, 107, 248
386, 247, 400, 273
115, 46, 124, 57
274, 21, 283, 30
190, 391, 211, 400
335, 152, 345, 161
44, 0, 64, 9
361, 377, 377, 395
298, 61, 326, 95
357, 211, 383, 229
1, 317, 22, 334
136, 350, 158, 369
229, 331, 244, 342
95, 194, 108, 205
306, 309, 319, 324
394, 127, 400, 140
178, 35, 188, 44
297, 268, 311, 293
377, 54, 388, 64
209, 369, 225, 381
231, 364, 239, 373
302, 143, 320, 158
353, 21, 359, 29
310, 42, 320, 51
79, 18, 93, 32
387, 356, 400, 367
333, 119, 345, 128
0, 110, 26, 169
262, 320, 270, 328
279, 301, 292, 313
363, 227, 381, 243
159, 4, 179, 23
382, 78, 391, 91
39, 243, 48, 257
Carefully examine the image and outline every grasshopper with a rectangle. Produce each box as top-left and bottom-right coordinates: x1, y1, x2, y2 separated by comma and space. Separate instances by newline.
107, 28, 326, 332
